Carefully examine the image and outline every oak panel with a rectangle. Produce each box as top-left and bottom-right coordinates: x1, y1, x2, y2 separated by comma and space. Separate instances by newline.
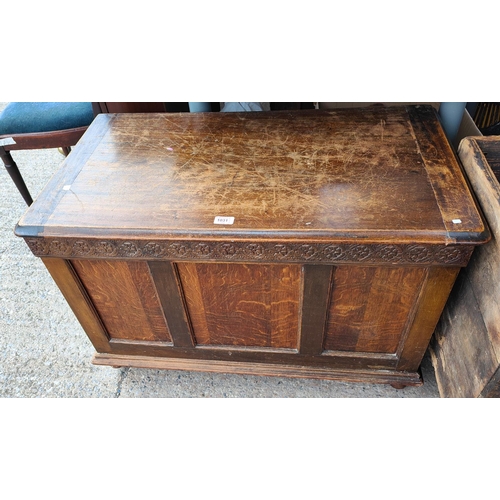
42, 258, 111, 352
72, 260, 172, 342
398, 266, 459, 371
324, 266, 426, 353
177, 262, 301, 348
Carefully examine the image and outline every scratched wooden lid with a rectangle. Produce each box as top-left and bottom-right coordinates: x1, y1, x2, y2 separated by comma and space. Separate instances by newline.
16, 106, 488, 245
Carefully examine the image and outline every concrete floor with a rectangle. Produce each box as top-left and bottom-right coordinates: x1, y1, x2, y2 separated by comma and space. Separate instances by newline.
0, 102, 440, 397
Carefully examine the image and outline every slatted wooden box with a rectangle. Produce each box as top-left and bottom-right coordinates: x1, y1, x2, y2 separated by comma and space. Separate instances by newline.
431, 136, 500, 397
15, 106, 489, 387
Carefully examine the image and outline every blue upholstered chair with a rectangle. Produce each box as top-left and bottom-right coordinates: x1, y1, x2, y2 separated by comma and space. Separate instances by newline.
0, 102, 95, 205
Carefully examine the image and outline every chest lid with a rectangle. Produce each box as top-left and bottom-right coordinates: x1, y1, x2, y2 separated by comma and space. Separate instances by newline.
15, 105, 488, 246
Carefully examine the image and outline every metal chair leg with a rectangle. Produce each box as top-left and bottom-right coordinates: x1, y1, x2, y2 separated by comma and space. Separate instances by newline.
0, 147, 33, 206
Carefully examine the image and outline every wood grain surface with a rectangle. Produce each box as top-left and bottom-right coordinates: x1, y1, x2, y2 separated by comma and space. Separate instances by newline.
177, 262, 301, 348
16, 106, 487, 246
324, 266, 426, 353
71, 260, 172, 342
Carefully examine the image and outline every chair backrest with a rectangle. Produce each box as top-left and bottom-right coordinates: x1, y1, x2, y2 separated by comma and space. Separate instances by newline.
92, 102, 168, 115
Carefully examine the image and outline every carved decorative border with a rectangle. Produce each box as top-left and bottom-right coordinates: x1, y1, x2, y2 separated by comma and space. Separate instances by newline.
24, 237, 473, 266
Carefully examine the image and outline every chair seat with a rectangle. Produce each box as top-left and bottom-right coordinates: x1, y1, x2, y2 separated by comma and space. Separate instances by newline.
0, 102, 94, 136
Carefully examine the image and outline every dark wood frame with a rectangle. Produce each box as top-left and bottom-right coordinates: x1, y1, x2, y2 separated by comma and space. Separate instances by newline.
1, 127, 89, 205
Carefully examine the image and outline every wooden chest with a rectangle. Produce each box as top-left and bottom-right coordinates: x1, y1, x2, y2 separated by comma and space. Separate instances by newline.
15, 106, 489, 388
431, 136, 500, 397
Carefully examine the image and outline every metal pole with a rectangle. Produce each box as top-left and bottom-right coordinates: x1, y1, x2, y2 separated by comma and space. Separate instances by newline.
188, 103, 212, 113
439, 102, 467, 144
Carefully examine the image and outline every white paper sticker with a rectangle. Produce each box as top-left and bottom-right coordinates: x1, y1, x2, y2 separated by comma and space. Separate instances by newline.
214, 216, 235, 225
452, 219, 462, 224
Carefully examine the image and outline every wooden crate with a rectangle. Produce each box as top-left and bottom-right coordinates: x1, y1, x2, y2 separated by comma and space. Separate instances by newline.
431, 136, 500, 397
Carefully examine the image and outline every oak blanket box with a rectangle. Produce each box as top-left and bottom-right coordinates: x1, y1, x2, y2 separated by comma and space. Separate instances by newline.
15, 106, 489, 388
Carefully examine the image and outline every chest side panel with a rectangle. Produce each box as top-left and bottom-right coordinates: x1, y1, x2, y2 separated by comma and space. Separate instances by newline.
71, 259, 173, 343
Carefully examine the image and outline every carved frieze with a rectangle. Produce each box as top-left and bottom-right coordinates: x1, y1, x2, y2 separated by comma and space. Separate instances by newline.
25, 237, 472, 266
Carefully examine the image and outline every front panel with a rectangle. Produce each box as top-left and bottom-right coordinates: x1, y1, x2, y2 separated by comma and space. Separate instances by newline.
66, 258, 431, 365
176, 262, 301, 349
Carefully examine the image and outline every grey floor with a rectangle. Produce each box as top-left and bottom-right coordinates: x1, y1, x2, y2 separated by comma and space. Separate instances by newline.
0, 102, 440, 398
